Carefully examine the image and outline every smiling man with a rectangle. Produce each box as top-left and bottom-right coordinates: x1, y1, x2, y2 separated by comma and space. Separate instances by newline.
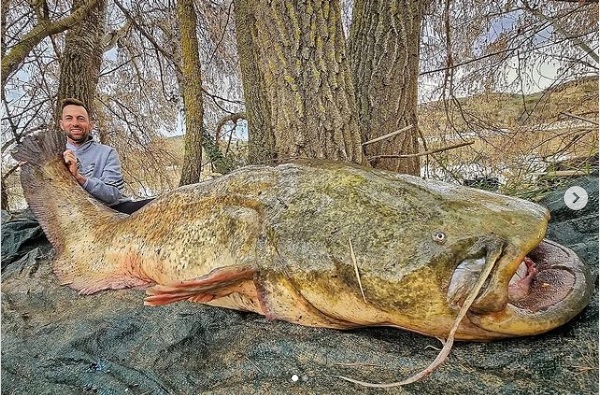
59, 97, 152, 214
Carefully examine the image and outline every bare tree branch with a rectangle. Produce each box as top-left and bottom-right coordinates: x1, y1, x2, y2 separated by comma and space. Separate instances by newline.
362, 125, 414, 147
559, 112, 599, 125
523, 0, 599, 64
1, 0, 101, 86
368, 141, 475, 161
215, 112, 246, 142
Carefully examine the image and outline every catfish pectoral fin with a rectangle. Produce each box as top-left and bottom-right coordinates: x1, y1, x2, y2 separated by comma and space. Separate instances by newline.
144, 266, 257, 307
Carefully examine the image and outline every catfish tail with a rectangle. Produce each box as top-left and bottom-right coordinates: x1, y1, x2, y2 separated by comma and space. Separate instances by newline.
11, 131, 143, 294
13, 131, 72, 254
11, 130, 65, 168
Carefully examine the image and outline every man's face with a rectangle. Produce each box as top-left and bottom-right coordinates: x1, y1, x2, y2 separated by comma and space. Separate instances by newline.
60, 104, 93, 144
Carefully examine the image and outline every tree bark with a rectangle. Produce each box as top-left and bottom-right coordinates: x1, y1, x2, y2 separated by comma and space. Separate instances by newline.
177, 0, 205, 186
234, 0, 364, 165
233, 0, 275, 165
55, 0, 107, 131
1, 179, 7, 210
1, 0, 101, 88
1, 163, 18, 210
349, 0, 424, 175
1, 0, 10, 59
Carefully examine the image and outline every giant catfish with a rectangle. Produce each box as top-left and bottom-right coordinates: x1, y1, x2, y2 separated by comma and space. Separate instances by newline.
13, 132, 593, 347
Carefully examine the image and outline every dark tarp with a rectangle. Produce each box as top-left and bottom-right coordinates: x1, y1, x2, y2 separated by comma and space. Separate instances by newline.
1, 176, 598, 395
1, 209, 50, 273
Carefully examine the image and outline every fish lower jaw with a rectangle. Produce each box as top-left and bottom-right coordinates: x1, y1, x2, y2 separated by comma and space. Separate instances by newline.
450, 240, 578, 315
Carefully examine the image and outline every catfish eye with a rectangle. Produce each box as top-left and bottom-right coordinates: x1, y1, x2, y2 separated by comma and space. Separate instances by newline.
432, 230, 446, 244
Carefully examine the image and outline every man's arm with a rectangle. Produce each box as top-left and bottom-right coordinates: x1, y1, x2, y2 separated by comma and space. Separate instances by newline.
64, 147, 126, 206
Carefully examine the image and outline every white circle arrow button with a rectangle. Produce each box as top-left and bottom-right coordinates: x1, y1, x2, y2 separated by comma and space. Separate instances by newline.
564, 186, 588, 210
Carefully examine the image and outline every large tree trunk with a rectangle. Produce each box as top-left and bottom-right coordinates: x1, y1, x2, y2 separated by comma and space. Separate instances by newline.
55, 0, 107, 132
349, 0, 424, 175
234, 0, 364, 165
233, 0, 275, 165
177, 0, 205, 186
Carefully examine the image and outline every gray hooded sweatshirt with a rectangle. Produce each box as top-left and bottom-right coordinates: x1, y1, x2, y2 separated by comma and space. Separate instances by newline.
67, 139, 130, 206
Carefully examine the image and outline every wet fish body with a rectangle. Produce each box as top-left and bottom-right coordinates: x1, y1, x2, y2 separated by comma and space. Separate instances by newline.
14, 132, 594, 341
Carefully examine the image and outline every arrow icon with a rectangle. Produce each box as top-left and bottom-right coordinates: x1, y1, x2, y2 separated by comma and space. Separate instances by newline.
564, 186, 588, 211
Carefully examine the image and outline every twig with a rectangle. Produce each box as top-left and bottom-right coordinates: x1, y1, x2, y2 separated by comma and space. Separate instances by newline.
532, 170, 593, 177
571, 365, 595, 373
368, 141, 474, 161
334, 362, 387, 368
362, 125, 414, 146
559, 112, 599, 126
348, 239, 366, 303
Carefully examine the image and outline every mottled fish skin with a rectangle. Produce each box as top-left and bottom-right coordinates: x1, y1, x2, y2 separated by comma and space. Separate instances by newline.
13, 132, 593, 341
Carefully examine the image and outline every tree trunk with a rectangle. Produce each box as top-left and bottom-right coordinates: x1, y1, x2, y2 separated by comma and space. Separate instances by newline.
177, 0, 205, 186
55, 0, 107, 133
349, 0, 424, 175
234, 0, 364, 165
233, 0, 275, 165
1, 0, 101, 89
1, 178, 8, 210
1, 0, 10, 59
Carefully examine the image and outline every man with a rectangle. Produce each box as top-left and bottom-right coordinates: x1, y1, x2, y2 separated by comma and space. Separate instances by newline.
60, 97, 153, 214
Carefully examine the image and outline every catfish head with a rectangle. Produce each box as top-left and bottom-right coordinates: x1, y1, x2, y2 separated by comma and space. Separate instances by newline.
358, 175, 594, 340
265, 164, 594, 341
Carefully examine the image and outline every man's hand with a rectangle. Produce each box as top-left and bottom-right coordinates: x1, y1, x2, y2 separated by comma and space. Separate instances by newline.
63, 150, 87, 185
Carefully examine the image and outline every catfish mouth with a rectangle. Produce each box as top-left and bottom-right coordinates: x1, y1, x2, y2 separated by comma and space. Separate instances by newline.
448, 239, 593, 337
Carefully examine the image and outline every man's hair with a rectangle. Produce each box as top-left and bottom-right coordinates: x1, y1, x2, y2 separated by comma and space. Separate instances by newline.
60, 98, 92, 119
